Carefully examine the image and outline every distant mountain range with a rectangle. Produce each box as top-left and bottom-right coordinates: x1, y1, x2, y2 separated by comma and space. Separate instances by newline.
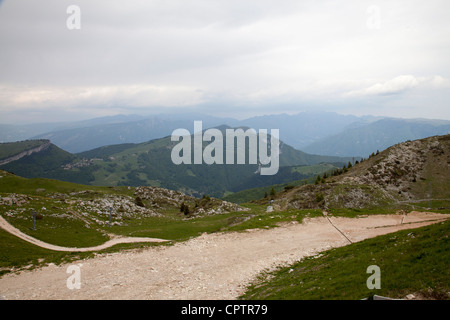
303, 118, 450, 157
27, 112, 359, 153
1, 112, 449, 157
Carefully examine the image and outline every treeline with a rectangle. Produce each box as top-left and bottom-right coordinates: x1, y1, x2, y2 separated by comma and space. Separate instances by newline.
314, 150, 380, 184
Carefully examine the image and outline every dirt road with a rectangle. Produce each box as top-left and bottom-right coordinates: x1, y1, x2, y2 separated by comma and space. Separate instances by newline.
0, 215, 169, 252
0, 211, 447, 300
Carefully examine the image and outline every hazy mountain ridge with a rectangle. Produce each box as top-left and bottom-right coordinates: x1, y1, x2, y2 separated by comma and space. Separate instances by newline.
27, 113, 241, 153
303, 118, 450, 157
1, 112, 444, 158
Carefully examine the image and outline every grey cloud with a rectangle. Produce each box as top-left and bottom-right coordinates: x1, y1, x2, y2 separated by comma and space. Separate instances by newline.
0, 0, 449, 122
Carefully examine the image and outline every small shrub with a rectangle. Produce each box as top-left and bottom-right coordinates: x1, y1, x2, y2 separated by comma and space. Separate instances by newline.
315, 193, 324, 203
134, 196, 145, 207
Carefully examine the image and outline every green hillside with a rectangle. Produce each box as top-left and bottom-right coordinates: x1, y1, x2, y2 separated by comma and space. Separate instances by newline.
241, 219, 450, 300
0, 139, 49, 161
1, 134, 352, 198
80, 135, 351, 197
0, 143, 98, 184
223, 163, 337, 203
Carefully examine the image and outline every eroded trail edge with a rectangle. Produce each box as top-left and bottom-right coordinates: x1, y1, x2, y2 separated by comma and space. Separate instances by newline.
0, 211, 448, 300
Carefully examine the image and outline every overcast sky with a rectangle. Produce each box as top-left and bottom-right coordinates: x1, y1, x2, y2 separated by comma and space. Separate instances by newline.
1, 0, 449, 123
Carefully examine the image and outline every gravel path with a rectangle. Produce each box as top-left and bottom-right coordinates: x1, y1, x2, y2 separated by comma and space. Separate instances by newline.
0, 215, 169, 252
0, 211, 447, 300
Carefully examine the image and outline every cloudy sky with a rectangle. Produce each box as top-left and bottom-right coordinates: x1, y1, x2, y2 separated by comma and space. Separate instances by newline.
0, 0, 449, 123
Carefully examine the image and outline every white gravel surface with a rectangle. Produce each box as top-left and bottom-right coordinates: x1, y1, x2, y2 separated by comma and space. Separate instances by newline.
0, 211, 447, 300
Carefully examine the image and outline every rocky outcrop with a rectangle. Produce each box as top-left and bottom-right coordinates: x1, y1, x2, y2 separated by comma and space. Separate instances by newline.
134, 186, 249, 215
278, 134, 450, 210
0, 140, 51, 166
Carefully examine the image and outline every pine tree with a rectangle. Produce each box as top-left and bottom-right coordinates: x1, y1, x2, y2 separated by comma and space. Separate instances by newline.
270, 187, 276, 197
315, 174, 321, 185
